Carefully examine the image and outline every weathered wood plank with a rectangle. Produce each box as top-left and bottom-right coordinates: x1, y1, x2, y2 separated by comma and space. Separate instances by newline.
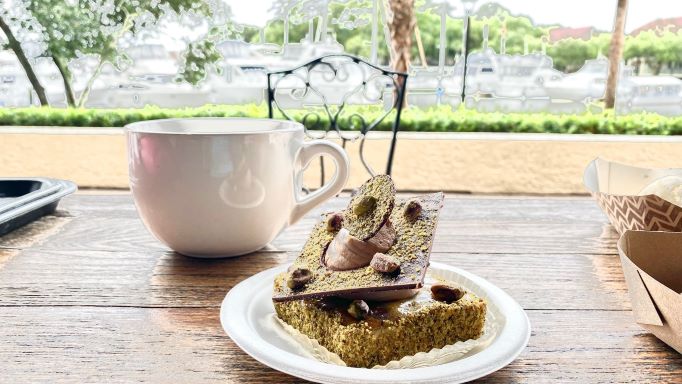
478, 309, 682, 383
19, 193, 616, 255
18, 214, 616, 255
0, 249, 19, 269
0, 212, 72, 249
1, 193, 676, 384
57, 194, 612, 235
274, 220, 618, 255
59, 194, 608, 223
0, 307, 679, 383
0, 248, 630, 310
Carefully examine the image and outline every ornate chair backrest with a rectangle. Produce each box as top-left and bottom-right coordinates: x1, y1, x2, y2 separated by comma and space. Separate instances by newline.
266, 54, 408, 186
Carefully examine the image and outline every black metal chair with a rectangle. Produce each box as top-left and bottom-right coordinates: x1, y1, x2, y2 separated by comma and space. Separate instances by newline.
266, 54, 408, 187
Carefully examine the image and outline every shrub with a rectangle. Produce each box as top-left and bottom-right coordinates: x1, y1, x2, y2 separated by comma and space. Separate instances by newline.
0, 105, 681, 135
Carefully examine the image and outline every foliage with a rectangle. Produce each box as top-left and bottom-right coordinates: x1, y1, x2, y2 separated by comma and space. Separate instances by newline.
177, 40, 223, 85
6, 0, 214, 106
546, 34, 611, 72
244, 5, 549, 67
3, 104, 682, 136
240, 3, 682, 74
624, 29, 682, 74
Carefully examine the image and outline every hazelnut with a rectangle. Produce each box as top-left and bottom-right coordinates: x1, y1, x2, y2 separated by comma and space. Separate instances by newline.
370, 253, 400, 273
430, 284, 465, 303
326, 212, 344, 232
287, 268, 313, 290
403, 199, 422, 221
347, 300, 369, 320
353, 196, 376, 216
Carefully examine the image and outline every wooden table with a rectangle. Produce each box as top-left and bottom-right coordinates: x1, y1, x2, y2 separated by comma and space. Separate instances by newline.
1, 193, 681, 383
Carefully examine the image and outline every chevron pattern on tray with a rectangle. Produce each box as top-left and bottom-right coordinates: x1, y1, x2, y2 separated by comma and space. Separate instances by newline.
594, 193, 682, 234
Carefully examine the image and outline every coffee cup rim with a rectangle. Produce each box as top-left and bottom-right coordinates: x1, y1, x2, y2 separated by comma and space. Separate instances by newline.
125, 117, 303, 135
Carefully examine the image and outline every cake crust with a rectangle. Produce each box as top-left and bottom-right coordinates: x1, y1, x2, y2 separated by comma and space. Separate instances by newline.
274, 284, 487, 368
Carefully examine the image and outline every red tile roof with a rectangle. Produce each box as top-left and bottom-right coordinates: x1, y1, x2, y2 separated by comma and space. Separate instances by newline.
631, 17, 682, 36
548, 27, 594, 43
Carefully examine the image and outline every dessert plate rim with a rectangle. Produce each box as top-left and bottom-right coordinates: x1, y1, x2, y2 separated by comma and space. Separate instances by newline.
220, 262, 530, 384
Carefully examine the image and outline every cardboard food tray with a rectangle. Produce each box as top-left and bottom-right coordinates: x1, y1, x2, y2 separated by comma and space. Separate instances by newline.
583, 158, 682, 234
617, 230, 682, 354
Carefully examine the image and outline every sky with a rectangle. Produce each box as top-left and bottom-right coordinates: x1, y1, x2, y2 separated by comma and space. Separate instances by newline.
479, 0, 682, 32
227, 0, 682, 32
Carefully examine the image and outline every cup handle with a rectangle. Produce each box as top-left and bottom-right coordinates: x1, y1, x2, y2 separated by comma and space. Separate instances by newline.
289, 140, 350, 224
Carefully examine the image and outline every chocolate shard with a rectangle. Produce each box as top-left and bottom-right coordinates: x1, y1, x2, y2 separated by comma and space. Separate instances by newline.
344, 175, 396, 241
272, 192, 445, 302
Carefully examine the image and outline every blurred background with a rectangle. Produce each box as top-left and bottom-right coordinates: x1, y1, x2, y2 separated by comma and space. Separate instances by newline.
1, 0, 680, 115
2, 0, 682, 194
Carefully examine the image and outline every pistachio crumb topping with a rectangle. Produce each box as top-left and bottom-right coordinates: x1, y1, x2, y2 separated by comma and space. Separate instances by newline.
344, 175, 396, 241
271, 175, 444, 302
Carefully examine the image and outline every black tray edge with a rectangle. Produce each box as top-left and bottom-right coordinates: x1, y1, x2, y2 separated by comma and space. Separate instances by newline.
0, 178, 77, 238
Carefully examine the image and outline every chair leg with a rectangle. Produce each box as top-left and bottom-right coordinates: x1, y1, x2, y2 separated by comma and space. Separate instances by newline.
386, 128, 398, 176
386, 74, 406, 176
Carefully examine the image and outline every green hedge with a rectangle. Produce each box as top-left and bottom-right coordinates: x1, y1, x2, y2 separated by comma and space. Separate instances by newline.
2, 105, 682, 135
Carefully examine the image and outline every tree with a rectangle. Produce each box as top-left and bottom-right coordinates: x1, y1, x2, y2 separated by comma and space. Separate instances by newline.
269, 0, 299, 45
0, 4, 49, 105
176, 40, 222, 86
4, 0, 212, 107
624, 29, 682, 75
605, 0, 628, 109
387, 0, 415, 81
546, 38, 594, 72
25, 2, 125, 107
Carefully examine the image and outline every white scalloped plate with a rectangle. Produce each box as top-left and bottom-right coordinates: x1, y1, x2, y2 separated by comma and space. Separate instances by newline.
220, 262, 530, 384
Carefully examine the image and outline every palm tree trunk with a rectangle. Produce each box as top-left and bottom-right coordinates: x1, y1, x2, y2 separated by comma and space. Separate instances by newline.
0, 15, 49, 106
388, 0, 415, 85
53, 56, 76, 107
605, 0, 628, 109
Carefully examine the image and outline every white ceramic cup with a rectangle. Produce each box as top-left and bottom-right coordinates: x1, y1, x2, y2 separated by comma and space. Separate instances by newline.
125, 118, 349, 257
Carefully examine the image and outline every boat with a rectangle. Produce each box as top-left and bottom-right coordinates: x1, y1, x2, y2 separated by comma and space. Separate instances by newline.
542, 58, 635, 102
406, 66, 462, 108
543, 58, 612, 102
0, 51, 33, 107
209, 36, 346, 106
616, 75, 682, 116
82, 44, 212, 108
449, 48, 561, 99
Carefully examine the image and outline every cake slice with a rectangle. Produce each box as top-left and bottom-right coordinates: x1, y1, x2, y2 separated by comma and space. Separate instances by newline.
274, 279, 487, 368
272, 176, 486, 367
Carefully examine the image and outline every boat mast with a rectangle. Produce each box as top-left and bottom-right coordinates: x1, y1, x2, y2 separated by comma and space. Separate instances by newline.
438, 2, 447, 76
423, 0, 457, 75
284, 8, 290, 44
308, 19, 314, 41
379, 0, 396, 66
482, 24, 488, 50
319, 2, 329, 41
370, 0, 379, 64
